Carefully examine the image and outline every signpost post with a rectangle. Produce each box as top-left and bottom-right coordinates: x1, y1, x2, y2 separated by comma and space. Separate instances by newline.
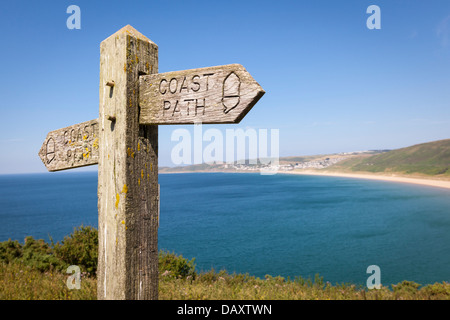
38, 25, 264, 300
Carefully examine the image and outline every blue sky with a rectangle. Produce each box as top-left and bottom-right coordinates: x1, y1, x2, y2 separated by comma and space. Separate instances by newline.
1, 0, 450, 173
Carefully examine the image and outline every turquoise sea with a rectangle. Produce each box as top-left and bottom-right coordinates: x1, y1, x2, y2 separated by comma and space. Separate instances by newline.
0, 171, 449, 286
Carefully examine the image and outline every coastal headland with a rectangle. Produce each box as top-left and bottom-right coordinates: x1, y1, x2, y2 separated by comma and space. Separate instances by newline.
160, 138, 450, 190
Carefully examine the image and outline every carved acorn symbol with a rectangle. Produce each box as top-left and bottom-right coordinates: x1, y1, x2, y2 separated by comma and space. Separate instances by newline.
46, 137, 55, 164
222, 72, 240, 114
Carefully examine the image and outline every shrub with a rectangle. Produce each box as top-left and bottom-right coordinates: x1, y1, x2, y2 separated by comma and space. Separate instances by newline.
21, 236, 66, 272
158, 250, 196, 279
392, 280, 421, 297
421, 282, 450, 299
53, 226, 98, 274
0, 237, 66, 272
0, 239, 22, 263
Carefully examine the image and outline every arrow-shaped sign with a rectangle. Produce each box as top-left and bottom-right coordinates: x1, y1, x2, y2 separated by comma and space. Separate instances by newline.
39, 65, 264, 171
38, 119, 99, 171
37, 25, 267, 300
138, 64, 264, 124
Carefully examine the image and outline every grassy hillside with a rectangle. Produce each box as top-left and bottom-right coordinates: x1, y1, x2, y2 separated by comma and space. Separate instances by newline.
1, 226, 450, 300
160, 163, 227, 173
329, 139, 450, 176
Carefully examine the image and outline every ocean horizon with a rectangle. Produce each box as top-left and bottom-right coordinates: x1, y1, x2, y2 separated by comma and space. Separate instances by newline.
0, 171, 449, 287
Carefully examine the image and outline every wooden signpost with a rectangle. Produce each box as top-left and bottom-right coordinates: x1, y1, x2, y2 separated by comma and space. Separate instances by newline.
38, 119, 99, 171
139, 64, 264, 124
38, 25, 264, 300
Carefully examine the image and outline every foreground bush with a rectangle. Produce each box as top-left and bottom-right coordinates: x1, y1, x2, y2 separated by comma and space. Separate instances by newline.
1, 226, 449, 300
158, 250, 196, 279
53, 225, 98, 274
2, 256, 449, 300
0, 237, 66, 272
0, 225, 98, 273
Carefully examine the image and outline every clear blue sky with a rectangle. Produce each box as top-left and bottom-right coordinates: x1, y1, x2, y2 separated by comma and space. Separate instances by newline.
1, 0, 450, 173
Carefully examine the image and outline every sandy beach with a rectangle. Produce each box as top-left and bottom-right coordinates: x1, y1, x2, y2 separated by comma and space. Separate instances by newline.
284, 170, 450, 190
160, 168, 450, 190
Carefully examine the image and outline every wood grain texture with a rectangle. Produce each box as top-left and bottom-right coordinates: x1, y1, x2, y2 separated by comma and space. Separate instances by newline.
139, 64, 264, 124
97, 25, 159, 300
38, 119, 99, 171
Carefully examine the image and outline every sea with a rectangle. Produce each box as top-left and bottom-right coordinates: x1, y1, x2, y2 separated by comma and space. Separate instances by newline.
0, 171, 449, 287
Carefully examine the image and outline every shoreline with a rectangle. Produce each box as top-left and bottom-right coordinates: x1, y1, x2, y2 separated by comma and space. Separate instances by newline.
282, 170, 450, 190
160, 169, 450, 190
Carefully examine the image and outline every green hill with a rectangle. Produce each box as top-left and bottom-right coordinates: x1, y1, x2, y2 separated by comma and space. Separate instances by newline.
330, 139, 450, 176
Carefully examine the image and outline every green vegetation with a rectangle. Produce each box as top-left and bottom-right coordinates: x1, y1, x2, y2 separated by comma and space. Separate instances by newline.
159, 250, 196, 279
0, 261, 96, 300
0, 225, 98, 274
0, 226, 98, 300
160, 163, 225, 173
330, 139, 450, 176
1, 226, 449, 300
160, 272, 450, 300
53, 225, 98, 274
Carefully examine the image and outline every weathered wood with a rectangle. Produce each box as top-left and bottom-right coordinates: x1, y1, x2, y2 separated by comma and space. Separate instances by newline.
97, 25, 159, 300
38, 119, 99, 171
139, 64, 264, 124
38, 24, 266, 301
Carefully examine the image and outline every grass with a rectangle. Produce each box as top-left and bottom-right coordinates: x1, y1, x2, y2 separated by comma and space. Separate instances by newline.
0, 261, 96, 300
1, 260, 450, 300
160, 272, 450, 300
331, 139, 450, 176
1, 227, 449, 300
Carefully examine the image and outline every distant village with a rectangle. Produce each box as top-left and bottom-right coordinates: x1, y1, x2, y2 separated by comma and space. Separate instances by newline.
223, 156, 346, 172
160, 150, 388, 173
218, 151, 385, 172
